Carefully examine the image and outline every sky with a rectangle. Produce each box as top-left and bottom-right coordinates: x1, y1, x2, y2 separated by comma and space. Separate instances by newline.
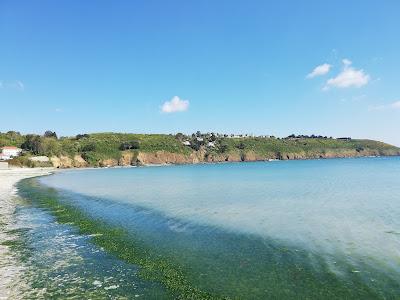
1, 1, 399, 146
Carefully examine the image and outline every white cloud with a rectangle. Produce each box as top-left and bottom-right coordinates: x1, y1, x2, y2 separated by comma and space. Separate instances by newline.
325, 59, 370, 89
161, 96, 189, 113
307, 63, 331, 78
342, 58, 352, 66
0, 80, 24, 91
369, 100, 400, 111
392, 101, 400, 109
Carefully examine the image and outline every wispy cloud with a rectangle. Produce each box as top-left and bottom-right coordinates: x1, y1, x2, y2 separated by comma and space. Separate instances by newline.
369, 100, 400, 111
342, 58, 352, 66
0, 80, 25, 91
324, 59, 370, 89
340, 94, 367, 103
161, 96, 189, 113
307, 63, 331, 78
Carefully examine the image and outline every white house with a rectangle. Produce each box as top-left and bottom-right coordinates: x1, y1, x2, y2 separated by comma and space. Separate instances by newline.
207, 141, 216, 148
0, 146, 22, 160
182, 141, 191, 146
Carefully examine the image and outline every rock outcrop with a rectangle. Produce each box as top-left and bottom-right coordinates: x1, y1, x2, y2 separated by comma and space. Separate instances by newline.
48, 148, 400, 169
73, 155, 88, 168
136, 151, 197, 165
51, 155, 88, 168
118, 151, 136, 166
99, 158, 119, 167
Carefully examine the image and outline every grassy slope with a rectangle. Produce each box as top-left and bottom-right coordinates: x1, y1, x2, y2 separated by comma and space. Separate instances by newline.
75, 133, 192, 164
217, 137, 400, 157
0, 132, 25, 147
1, 132, 399, 167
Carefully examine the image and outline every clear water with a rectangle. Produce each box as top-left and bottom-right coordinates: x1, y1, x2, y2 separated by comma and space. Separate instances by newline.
5, 196, 167, 299
16, 157, 400, 298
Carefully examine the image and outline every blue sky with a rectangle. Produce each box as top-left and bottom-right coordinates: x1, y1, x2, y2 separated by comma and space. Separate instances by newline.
1, 1, 399, 145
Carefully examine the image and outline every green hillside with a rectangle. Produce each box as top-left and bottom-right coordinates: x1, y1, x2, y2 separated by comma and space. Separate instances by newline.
1, 131, 399, 168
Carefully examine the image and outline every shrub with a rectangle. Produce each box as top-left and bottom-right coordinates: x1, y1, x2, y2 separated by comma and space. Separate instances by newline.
82, 143, 97, 152
236, 142, 246, 150
219, 143, 229, 153
119, 140, 140, 151
8, 156, 35, 168
76, 134, 90, 140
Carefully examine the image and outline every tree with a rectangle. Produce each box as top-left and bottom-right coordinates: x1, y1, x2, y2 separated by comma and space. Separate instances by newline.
44, 131, 58, 139
41, 138, 61, 156
22, 135, 44, 154
6, 131, 21, 137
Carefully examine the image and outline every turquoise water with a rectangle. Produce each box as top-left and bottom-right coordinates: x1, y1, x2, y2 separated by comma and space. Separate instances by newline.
16, 157, 400, 298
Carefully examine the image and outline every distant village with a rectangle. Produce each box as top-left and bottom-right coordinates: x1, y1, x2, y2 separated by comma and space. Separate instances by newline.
174, 131, 351, 151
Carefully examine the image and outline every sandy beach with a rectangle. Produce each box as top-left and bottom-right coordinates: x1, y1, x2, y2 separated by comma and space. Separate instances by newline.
0, 168, 54, 300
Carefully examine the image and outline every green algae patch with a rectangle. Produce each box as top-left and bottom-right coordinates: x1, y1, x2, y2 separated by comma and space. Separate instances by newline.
16, 176, 400, 299
17, 177, 230, 300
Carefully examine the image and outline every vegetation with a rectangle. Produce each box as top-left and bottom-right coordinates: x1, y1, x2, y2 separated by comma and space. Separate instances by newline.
119, 140, 140, 151
1, 130, 399, 167
18, 178, 228, 300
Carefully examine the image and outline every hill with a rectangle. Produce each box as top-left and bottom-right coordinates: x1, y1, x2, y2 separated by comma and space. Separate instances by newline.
1, 131, 399, 168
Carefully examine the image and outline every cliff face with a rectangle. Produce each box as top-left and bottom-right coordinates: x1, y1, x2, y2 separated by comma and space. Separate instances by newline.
50, 155, 89, 168
123, 148, 399, 166
48, 148, 400, 168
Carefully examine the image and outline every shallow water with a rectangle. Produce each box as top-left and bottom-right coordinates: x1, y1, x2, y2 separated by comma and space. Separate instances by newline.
16, 157, 400, 298
4, 196, 168, 299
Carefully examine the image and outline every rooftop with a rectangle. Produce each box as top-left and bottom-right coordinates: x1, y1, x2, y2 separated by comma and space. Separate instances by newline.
1, 146, 21, 150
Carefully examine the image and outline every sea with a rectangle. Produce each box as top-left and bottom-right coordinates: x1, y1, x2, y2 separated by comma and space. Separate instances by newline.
10, 157, 400, 299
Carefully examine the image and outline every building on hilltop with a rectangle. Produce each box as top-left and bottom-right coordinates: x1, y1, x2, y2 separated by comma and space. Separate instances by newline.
337, 137, 352, 141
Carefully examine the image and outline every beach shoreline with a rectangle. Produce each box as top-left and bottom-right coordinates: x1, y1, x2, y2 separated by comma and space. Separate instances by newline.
0, 168, 55, 300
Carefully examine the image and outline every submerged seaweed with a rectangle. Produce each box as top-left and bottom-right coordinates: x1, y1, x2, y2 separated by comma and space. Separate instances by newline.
17, 177, 228, 300
16, 172, 400, 299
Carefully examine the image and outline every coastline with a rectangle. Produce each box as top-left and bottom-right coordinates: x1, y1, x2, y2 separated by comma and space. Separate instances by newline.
55, 153, 400, 169
0, 168, 55, 300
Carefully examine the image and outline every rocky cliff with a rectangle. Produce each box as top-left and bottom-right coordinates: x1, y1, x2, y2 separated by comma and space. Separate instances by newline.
47, 148, 400, 168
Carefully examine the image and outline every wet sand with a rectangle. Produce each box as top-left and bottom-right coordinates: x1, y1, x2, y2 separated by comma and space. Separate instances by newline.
0, 168, 54, 300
